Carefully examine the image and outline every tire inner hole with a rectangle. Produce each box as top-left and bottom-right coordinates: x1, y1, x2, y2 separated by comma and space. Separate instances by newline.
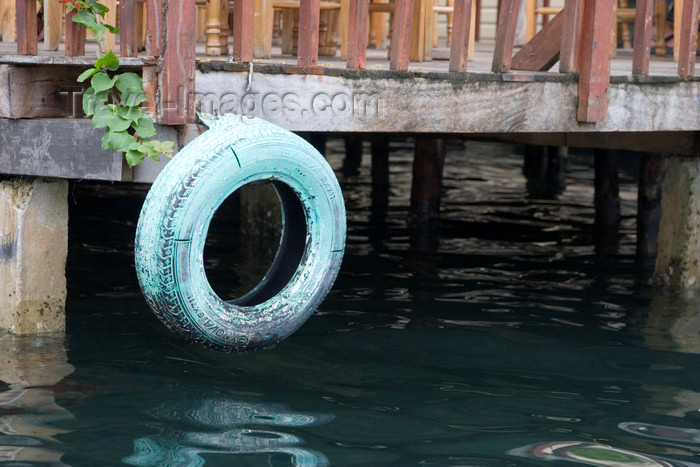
203, 181, 307, 305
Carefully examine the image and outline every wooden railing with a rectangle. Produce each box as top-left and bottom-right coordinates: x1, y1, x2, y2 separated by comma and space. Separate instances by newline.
6, 0, 700, 125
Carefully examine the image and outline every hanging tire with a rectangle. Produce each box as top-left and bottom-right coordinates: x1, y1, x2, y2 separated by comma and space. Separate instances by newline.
134, 116, 346, 352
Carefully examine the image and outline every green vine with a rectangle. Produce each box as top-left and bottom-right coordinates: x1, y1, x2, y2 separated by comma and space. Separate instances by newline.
66, 0, 174, 166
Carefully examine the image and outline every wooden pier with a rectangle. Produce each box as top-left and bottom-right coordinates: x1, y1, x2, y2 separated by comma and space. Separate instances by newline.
1, 0, 700, 333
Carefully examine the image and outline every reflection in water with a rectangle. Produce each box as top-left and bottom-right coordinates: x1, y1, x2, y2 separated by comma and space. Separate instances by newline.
619, 422, 700, 445
123, 399, 333, 466
645, 292, 700, 354
508, 441, 689, 466
0, 331, 75, 466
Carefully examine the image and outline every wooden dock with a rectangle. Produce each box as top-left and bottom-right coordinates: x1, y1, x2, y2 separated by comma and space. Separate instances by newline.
2, 0, 700, 334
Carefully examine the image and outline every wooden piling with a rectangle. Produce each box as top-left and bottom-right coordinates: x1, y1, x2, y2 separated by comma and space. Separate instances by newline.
343, 134, 364, 176
409, 137, 446, 228
637, 153, 665, 258
371, 133, 390, 190
594, 148, 621, 233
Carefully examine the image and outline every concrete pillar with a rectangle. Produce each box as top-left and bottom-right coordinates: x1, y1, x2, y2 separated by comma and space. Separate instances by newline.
655, 156, 700, 289
0, 178, 68, 334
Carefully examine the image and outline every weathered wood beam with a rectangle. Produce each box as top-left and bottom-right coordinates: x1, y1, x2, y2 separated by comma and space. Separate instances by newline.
347, 0, 369, 69
576, 0, 615, 122
120, 0, 139, 57
559, 0, 582, 73
511, 8, 564, 71
15, 0, 37, 55
491, 0, 521, 72
159, 0, 196, 124
448, 0, 473, 72
65, 11, 86, 57
631, 0, 654, 75
678, 0, 700, 80
298, 0, 321, 66
390, 0, 414, 71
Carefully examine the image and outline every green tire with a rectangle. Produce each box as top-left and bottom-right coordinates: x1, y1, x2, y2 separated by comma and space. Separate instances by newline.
134, 116, 345, 351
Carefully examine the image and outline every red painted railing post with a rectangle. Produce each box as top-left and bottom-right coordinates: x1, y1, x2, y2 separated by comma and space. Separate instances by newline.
15, 0, 38, 55
347, 0, 369, 69
678, 0, 700, 79
559, 0, 582, 73
65, 10, 86, 56
145, 0, 163, 55
157, 0, 197, 124
298, 0, 321, 66
390, 0, 414, 71
448, 0, 473, 72
232, 0, 254, 61
491, 0, 521, 72
631, 0, 654, 75
120, 0, 139, 57
576, 0, 615, 122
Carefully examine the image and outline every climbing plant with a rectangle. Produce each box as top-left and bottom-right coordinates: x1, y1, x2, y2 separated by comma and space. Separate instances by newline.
65, 0, 174, 166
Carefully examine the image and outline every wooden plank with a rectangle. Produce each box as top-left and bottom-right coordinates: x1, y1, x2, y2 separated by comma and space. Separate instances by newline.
297, 0, 321, 66
159, 0, 196, 124
120, 0, 139, 57
340, 0, 349, 58
654, 0, 666, 56
511, 8, 563, 71
220, 0, 229, 55
15, 0, 37, 55
64, 10, 86, 56
491, 0, 521, 72
347, 0, 369, 69
233, 0, 255, 61
146, 0, 163, 55
576, 0, 615, 122
559, 0, 582, 73
677, 0, 700, 79
631, 0, 654, 75
43, 0, 62, 51
390, 0, 414, 70
102, 0, 116, 51
448, 0, 473, 72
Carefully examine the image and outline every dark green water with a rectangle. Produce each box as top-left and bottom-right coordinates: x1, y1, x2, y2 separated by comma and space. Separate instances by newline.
2, 140, 699, 466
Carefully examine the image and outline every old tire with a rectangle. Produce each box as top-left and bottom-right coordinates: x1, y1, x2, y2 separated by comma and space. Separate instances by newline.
134, 116, 345, 352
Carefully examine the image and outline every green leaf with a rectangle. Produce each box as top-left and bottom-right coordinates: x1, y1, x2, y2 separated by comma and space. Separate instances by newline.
104, 24, 119, 34
100, 130, 110, 150
107, 130, 138, 151
82, 88, 108, 116
77, 67, 98, 83
116, 105, 142, 123
91, 71, 117, 93
115, 72, 142, 95
125, 149, 145, 166
121, 91, 147, 107
92, 108, 130, 132
71, 10, 100, 34
133, 116, 156, 138
95, 50, 119, 71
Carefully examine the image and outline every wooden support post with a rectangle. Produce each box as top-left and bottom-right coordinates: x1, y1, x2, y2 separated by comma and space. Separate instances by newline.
0, 178, 68, 334
559, 0, 582, 73
576, 0, 615, 122
233, 0, 254, 61
523, 145, 566, 199
448, 0, 473, 72
15, 0, 37, 55
678, 0, 700, 79
511, 8, 563, 71
347, 0, 369, 69
491, 0, 521, 72
370, 133, 390, 226
631, 0, 654, 75
254, 0, 273, 58
343, 134, 364, 176
43, 0, 62, 51
146, 0, 163, 55
120, 0, 139, 57
298, 0, 321, 66
410, 137, 446, 228
637, 153, 665, 258
64, 10, 86, 56
159, 0, 196, 124
390, 0, 414, 71
594, 148, 620, 255
654, 156, 700, 289
207, 0, 223, 55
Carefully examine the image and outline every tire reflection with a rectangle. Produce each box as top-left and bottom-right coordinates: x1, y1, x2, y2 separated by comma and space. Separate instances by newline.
123, 398, 333, 466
